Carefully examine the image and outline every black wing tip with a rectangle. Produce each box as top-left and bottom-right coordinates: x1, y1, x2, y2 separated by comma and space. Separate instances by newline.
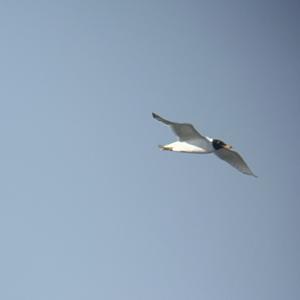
152, 112, 158, 119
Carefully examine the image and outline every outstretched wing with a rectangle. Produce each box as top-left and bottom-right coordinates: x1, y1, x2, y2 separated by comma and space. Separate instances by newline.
214, 148, 257, 177
152, 112, 205, 142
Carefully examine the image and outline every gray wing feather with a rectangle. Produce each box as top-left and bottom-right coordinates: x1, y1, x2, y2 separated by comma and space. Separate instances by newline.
152, 112, 205, 141
214, 148, 257, 177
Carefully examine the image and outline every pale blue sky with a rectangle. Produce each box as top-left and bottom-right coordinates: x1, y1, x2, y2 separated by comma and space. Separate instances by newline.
0, 1, 299, 299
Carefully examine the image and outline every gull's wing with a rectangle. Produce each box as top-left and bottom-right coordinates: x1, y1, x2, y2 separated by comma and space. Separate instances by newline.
214, 148, 257, 177
152, 112, 205, 141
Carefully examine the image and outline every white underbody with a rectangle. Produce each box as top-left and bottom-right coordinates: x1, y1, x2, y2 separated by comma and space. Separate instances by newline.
162, 138, 214, 154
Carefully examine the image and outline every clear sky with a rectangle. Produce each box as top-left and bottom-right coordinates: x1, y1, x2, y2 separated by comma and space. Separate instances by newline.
0, 1, 299, 299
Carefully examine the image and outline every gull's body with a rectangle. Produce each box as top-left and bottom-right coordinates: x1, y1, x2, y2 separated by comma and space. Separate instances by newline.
152, 112, 257, 177
161, 140, 213, 153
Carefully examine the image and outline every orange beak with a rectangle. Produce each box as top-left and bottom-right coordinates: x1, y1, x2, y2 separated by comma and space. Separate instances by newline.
223, 144, 232, 150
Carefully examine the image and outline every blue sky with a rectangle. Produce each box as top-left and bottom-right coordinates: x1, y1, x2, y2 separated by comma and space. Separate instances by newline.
0, 1, 299, 299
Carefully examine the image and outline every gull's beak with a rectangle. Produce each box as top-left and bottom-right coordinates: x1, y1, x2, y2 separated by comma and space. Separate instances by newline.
223, 144, 232, 150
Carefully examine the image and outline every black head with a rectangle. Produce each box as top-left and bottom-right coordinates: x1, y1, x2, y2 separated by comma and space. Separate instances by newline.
212, 139, 232, 150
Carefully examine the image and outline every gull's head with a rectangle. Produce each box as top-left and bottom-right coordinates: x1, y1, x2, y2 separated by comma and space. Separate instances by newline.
212, 139, 232, 150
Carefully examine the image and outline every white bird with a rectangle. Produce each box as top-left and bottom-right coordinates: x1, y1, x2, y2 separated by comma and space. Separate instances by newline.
152, 112, 257, 177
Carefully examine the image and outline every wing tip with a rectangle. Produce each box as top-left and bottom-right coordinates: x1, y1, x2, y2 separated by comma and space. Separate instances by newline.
152, 112, 158, 119
244, 170, 258, 178
151, 112, 173, 126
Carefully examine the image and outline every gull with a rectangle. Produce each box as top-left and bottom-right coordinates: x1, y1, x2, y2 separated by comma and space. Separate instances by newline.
152, 112, 257, 177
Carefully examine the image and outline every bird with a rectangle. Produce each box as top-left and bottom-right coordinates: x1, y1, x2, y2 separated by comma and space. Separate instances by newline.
152, 112, 257, 177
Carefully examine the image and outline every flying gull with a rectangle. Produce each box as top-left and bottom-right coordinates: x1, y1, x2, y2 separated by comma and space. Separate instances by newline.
152, 112, 257, 177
